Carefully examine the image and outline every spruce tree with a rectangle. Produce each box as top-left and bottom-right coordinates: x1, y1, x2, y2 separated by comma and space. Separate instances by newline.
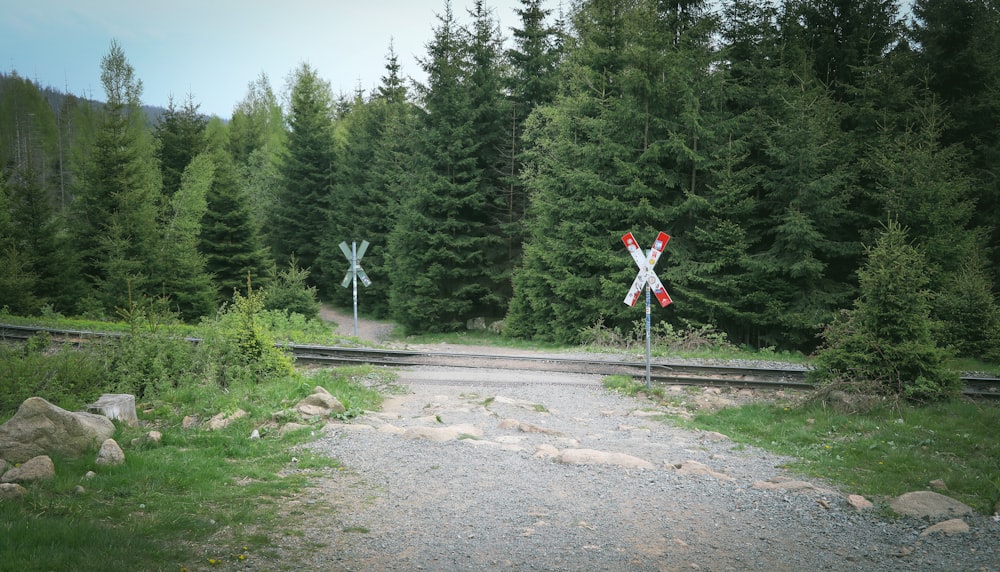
69, 40, 162, 314
387, 2, 508, 333
507, 0, 719, 343
154, 94, 207, 197
0, 171, 39, 314
200, 130, 271, 302
910, 0, 1000, 287
321, 45, 416, 315
812, 220, 960, 402
153, 153, 215, 320
503, 0, 562, 302
271, 63, 336, 288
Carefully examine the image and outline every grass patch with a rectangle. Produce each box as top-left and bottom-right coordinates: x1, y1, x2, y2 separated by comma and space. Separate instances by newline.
603, 375, 665, 399
0, 366, 388, 572
679, 398, 1000, 514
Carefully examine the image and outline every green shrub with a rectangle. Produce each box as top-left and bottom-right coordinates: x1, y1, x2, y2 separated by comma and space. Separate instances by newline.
264, 256, 320, 318
0, 343, 106, 417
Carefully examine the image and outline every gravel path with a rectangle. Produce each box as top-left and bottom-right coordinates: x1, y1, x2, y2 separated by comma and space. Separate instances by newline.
259, 308, 1000, 572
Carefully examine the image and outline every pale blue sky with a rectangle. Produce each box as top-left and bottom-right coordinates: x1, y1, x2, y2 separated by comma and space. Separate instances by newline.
2, 0, 532, 117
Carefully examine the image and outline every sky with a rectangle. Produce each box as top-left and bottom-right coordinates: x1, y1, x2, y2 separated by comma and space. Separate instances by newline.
2, 0, 533, 118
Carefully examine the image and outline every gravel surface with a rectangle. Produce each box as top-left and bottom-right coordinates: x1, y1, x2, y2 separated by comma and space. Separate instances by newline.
251, 307, 1000, 572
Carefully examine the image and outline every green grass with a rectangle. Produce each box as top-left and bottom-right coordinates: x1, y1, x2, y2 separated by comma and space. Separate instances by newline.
677, 397, 1000, 514
0, 365, 387, 572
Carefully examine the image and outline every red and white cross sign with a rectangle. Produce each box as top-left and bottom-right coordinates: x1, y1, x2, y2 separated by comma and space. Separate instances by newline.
622, 231, 673, 308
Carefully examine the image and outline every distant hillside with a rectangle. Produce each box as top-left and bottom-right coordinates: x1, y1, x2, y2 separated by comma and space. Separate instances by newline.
1, 71, 169, 124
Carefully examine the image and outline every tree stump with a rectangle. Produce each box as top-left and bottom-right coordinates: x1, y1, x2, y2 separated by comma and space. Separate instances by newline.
86, 394, 138, 426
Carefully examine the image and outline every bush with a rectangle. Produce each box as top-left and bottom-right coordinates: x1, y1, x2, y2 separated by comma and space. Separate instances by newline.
0, 342, 106, 417
264, 256, 320, 318
205, 279, 294, 387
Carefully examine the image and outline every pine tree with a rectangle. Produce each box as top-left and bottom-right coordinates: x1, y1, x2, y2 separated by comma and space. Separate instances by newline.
154, 94, 207, 197
201, 130, 271, 302
506, 0, 719, 343
271, 63, 336, 288
69, 40, 162, 314
812, 220, 960, 402
156, 153, 216, 320
387, 2, 508, 333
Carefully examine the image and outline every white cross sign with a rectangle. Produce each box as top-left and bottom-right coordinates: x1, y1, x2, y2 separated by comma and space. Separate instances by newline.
622, 231, 672, 308
340, 240, 371, 288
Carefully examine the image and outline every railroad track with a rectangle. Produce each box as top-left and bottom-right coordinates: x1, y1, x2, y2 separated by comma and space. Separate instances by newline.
3, 323, 998, 397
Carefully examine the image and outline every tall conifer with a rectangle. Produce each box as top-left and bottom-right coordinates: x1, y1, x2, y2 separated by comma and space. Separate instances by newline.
271, 63, 336, 288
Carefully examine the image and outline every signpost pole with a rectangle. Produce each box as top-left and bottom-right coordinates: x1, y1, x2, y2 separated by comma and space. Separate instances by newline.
645, 285, 652, 390
351, 241, 359, 337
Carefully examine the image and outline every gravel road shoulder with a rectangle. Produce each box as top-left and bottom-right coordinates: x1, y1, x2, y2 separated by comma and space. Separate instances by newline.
247, 308, 1000, 571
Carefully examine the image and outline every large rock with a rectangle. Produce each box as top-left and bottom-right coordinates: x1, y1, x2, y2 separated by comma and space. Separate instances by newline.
94, 439, 125, 466
889, 491, 974, 519
919, 518, 970, 537
295, 386, 346, 417
1, 455, 55, 483
0, 482, 27, 499
557, 448, 655, 470
0, 397, 115, 463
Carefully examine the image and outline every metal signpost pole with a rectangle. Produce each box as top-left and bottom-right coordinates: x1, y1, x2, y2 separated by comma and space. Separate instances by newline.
351, 241, 359, 337
645, 285, 652, 389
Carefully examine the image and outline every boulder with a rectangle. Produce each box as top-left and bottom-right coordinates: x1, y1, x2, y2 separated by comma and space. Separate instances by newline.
557, 448, 655, 470
0, 482, 27, 500
889, 491, 974, 519
1, 455, 55, 483
919, 518, 970, 537
295, 387, 346, 417
672, 459, 734, 481
0, 397, 115, 463
94, 439, 125, 466
207, 409, 247, 430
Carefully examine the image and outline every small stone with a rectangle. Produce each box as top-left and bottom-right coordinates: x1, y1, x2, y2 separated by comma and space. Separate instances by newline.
73, 485, 85, 495
181, 415, 198, 429
847, 494, 874, 511
95, 439, 125, 466
83, 470, 97, 479
147, 430, 162, 443
929, 479, 947, 491
249, 429, 261, 439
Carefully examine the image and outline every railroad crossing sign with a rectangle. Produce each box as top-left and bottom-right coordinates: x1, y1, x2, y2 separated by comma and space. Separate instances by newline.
622, 231, 672, 308
339, 240, 371, 337
622, 231, 673, 389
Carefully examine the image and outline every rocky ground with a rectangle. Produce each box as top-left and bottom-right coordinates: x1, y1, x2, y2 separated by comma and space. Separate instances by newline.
223, 307, 999, 571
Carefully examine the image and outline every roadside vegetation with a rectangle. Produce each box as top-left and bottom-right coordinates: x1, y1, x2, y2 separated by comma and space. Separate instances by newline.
604, 379, 1000, 516
0, 291, 386, 571
2, 282, 997, 569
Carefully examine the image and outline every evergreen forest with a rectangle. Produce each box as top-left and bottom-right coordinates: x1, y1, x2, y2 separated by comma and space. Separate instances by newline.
2, 0, 999, 360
